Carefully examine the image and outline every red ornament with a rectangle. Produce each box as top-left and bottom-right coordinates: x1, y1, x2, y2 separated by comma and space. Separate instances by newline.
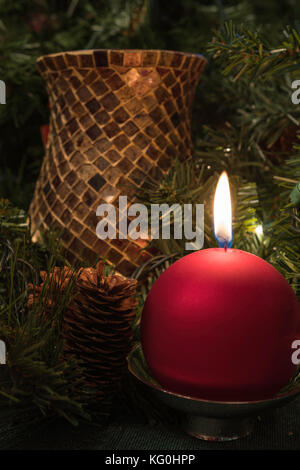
141, 248, 300, 401
40, 124, 49, 147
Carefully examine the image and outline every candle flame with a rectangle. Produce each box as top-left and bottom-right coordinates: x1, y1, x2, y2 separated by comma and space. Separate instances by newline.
213, 171, 232, 248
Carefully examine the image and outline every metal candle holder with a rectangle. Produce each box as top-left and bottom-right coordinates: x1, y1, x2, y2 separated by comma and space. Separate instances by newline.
127, 344, 300, 441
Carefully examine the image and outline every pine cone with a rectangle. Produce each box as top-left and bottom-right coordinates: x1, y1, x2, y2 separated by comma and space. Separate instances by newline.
28, 262, 138, 404
62, 262, 137, 402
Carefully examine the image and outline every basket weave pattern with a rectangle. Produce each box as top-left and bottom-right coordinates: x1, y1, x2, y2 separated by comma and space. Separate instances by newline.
29, 49, 207, 275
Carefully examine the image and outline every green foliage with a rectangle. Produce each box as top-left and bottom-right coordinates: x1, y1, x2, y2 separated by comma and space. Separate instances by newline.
208, 22, 300, 81
0, 200, 96, 428
137, 159, 218, 254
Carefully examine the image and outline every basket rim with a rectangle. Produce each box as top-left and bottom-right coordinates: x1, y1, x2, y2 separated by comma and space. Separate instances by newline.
36, 49, 207, 69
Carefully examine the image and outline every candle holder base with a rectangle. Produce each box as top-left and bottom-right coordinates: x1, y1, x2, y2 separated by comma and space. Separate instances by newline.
127, 344, 300, 442
182, 414, 255, 441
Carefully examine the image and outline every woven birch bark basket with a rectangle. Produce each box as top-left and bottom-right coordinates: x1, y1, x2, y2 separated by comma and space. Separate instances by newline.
29, 49, 207, 275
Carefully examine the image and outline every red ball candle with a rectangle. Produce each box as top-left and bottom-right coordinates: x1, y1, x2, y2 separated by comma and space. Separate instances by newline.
141, 173, 300, 401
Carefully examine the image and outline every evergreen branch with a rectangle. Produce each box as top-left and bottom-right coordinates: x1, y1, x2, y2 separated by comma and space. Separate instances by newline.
208, 21, 300, 80
0, 200, 97, 429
